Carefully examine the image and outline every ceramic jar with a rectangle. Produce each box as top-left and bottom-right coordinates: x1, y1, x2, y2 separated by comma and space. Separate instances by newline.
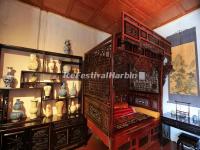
69, 82, 76, 97
28, 54, 38, 71
63, 65, 71, 73
56, 101, 64, 116
3, 67, 14, 88
58, 82, 67, 98
69, 101, 76, 114
29, 99, 38, 119
64, 40, 71, 54
48, 58, 55, 73
10, 99, 24, 121
43, 85, 51, 98
43, 104, 52, 118
29, 73, 37, 82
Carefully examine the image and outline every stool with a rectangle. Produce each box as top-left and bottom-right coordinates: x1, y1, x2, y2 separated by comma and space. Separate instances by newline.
177, 133, 199, 150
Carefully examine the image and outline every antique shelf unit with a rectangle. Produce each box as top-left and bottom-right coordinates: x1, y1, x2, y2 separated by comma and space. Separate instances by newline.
84, 12, 172, 150
0, 44, 87, 150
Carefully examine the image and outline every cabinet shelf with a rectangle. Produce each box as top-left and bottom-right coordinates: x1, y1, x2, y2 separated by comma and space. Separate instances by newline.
0, 87, 42, 90
21, 82, 61, 85
0, 113, 83, 127
21, 70, 63, 76
43, 97, 79, 101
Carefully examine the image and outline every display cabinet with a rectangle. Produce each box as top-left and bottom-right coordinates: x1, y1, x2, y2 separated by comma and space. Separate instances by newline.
0, 89, 9, 123
84, 12, 172, 150
0, 44, 87, 150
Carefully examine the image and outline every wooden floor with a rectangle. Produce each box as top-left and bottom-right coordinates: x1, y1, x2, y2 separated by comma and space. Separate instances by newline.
77, 134, 177, 150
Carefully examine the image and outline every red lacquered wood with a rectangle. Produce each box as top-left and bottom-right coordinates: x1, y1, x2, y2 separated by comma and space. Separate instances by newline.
84, 12, 172, 150
87, 119, 110, 148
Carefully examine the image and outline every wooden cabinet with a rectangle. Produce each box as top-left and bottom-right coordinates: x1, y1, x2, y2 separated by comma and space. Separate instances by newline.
0, 44, 87, 150
0, 115, 87, 150
1, 129, 27, 150
30, 125, 50, 150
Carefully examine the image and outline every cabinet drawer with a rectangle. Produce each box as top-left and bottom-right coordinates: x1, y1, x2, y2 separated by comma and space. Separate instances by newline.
30, 125, 50, 150
54, 128, 68, 149
68, 126, 84, 144
2, 130, 27, 150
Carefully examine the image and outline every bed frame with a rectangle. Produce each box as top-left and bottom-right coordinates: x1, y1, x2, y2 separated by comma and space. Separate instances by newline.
84, 12, 172, 150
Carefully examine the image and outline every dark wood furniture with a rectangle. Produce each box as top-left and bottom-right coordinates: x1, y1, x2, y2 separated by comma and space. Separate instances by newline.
177, 133, 199, 150
0, 44, 87, 149
162, 113, 200, 136
84, 12, 172, 150
0, 112, 87, 150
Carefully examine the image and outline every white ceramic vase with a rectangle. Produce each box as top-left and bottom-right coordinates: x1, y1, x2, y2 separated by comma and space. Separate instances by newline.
69, 101, 76, 114
29, 99, 38, 119
69, 82, 76, 97
48, 58, 55, 72
28, 54, 38, 71
63, 65, 71, 73
43, 104, 53, 118
43, 85, 51, 98
56, 101, 64, 116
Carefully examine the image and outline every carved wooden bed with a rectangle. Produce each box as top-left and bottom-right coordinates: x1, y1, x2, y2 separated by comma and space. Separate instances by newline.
84, 12, 172, 150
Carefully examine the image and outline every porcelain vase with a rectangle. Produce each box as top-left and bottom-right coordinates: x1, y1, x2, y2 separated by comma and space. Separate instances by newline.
69, 82, 76, 97
3, 67, 14, 88
56, 101, 64, 116
29, 99, 38, 119
43, 104, 52, 118
63, 65, 71, 73
28, 54, 38, 71
43, 85, 51, 98
10, 99, 24, 121
58, 82, 67, 98
69, 101, 76, 114
64, 40, 71, 54
48, 58, 55, 72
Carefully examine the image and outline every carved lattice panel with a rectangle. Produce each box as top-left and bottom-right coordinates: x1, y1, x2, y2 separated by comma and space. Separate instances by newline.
84, 37, 112, 102
84, 96, 110, 135
68, 126, 84, 144
54, 128, 68, 149
2, 130, 26, 150
31, 126, 49, 150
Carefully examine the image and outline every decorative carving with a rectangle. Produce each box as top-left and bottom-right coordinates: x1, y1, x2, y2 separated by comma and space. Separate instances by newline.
85, 97, 110, 134
55, 129, 68, 148
31, 127, 49, 150
69, 127, 82, 144
125, 21, 139, 40
84, 37, 112, 102
2, 131, 26, 150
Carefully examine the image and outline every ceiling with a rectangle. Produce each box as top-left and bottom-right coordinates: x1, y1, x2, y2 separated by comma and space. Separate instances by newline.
19, 0, 200, 34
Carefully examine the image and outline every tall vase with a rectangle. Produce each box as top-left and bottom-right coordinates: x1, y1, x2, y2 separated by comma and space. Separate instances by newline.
69, 101, 76, 114
28, 54, 38, 71
58, 82, 67, 98
69, 82, 76, 97
3, 67, 14, 88
64, 40, 71, 54
43, 85, 52, 99
56, 101, 64, 116
43, 104, 53, 118
29, 99, 38, 119
48, 57, 55, 73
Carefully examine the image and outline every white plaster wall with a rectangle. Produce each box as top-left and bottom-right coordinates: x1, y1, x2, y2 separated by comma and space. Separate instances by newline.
154, 8, 200, 141
0, 0, 110, 56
